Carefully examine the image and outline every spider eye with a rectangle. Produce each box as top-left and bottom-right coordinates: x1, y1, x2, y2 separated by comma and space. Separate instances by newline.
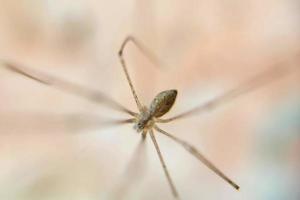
137, 122, 142, 127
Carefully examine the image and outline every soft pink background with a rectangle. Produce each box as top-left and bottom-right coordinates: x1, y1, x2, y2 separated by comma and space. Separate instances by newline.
0, 0, 299, 200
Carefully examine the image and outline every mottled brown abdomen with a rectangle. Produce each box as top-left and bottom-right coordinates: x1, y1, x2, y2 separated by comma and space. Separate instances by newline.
149, 90, 177, 117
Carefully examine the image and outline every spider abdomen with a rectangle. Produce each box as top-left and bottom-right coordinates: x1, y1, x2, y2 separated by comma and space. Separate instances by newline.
149, 90, 177, 117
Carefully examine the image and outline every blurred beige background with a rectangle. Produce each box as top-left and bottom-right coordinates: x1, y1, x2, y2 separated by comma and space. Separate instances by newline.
0, 0, 299, 200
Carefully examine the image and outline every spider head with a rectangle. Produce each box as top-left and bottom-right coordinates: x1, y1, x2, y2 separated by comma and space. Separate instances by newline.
134, 107, 154, 133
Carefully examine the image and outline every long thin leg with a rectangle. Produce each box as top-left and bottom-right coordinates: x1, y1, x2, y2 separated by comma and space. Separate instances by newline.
3, 62, 136, 116
118, 37, 143, 111
149, 129, 180, 199
118, 36, 166, 111
157, 60, 293, 123
0, 112, 135, 133
75, 118, 135, 129
111, 137, 147, 200
155, 126, 240, 190
120, 36, 164, 69
61, 117, 136, 133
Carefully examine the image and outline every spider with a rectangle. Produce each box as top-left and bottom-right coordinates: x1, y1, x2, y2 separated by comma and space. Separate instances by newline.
3, 35, 293, 199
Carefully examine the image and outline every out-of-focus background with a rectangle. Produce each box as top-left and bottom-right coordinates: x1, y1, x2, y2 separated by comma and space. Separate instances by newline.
0, 0, 299, 200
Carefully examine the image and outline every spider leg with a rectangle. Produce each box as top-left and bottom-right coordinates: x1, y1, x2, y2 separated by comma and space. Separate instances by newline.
118, 37, 143, 111
142, 130, 147, 139
120, 36, 164, 69
158, 59, 295, 123
155, 126, 240, 190
118, 36, 166, 111
111, 137, 147, 200
2, 62, 136, 116
85, 118, 136, 128
66, 117, 136, 134
149, 129, 180, 199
